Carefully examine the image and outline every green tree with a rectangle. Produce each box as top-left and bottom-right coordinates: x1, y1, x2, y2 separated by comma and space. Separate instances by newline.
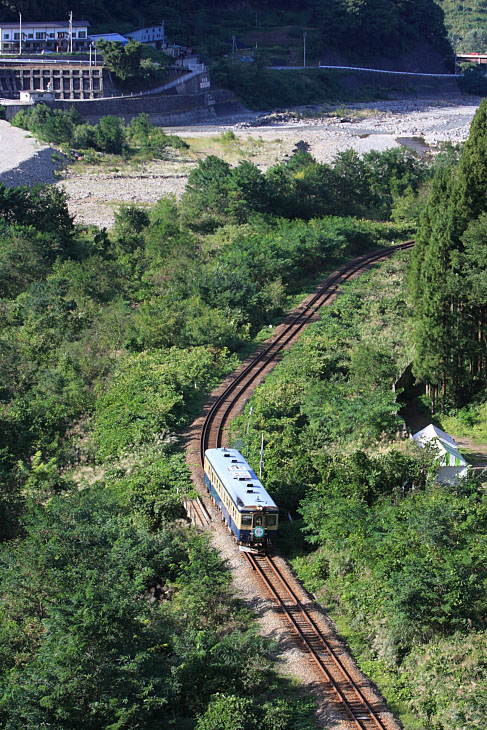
181, 156, 232, 231
409, 99, 487, 407
96, 39, 144, 81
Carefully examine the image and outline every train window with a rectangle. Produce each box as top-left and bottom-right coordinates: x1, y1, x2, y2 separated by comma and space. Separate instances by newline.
265, 514, 277, 527
253, 515, 263, 527
242, 515, 252, 526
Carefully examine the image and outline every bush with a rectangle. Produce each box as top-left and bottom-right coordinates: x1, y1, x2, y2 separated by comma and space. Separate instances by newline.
12, 104, 82, 145
458, 64, 487, 94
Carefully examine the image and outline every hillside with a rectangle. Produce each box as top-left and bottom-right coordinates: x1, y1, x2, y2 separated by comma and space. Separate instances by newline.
436, 0, 487, 36
0, 0, 451, 69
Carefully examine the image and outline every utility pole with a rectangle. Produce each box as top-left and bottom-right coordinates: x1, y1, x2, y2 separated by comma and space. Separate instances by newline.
303, 31, 307, 68
69, 10, 73, 55
259, 433, 264, 479
18, 12, 22, 56
232, 34, 237, 54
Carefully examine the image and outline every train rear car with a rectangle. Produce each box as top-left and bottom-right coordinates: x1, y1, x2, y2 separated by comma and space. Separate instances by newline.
204, 447, 278, 552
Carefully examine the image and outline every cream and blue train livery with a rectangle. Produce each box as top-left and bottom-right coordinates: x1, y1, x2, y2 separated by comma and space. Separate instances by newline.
204, 448, 278, 551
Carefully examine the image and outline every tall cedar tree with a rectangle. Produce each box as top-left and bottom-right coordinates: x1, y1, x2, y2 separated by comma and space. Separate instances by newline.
410, 99, 487, 408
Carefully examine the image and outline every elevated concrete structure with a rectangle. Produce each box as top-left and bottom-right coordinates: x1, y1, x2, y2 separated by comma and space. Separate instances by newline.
0, 59, 104, 99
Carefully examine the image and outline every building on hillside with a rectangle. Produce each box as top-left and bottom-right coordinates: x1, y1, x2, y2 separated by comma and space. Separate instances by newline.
123, 21, 206, 71
0, 20, 90, 54
412, 423, 468, 483
125, 21, 165, 48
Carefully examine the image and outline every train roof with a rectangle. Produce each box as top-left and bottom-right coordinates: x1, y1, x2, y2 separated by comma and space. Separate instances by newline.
205, 448, 278, 511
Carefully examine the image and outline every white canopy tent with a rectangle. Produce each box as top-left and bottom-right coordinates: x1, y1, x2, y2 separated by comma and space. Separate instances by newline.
412, 423, 468, 484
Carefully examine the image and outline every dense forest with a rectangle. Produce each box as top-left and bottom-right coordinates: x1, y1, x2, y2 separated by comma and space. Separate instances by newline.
235, 252, 487, 729
0, 136, 434, 728
2, 95, 487, 730
0, 0, 450, 63
410, 98, 487, 410
216, 102, 487, 730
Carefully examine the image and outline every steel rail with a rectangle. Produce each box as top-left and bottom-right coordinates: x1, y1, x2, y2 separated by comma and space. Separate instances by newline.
200, 241, 413, 463
246, 552, 387, 730
195, 495, 212, 525
182, 493, 212, 527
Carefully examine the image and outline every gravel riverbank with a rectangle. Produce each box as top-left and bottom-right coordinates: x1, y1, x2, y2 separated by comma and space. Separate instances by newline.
0, 97, 481, 228
58, 97, 480, 229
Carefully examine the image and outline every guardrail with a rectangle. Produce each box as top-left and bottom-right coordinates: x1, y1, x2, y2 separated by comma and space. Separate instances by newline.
0, 57, 103, 65
269, 64, 460, 78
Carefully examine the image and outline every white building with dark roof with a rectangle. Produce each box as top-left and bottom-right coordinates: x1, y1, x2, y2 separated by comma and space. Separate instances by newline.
125, 21, 165, 48
0, 20, 90, 54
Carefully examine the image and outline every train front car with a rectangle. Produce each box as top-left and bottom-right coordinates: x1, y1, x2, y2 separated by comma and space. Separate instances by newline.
204, 448, 278, 552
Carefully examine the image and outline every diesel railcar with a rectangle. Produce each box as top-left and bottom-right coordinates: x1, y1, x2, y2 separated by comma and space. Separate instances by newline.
204, 447, 278, 552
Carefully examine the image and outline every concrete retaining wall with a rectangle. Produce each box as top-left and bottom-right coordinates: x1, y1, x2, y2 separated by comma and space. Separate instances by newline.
2, 88, 244, 125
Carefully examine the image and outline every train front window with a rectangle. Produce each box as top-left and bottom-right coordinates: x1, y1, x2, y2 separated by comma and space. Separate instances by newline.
241, 515, 252, 527
265, 514, 277, 527
253, 515, 263, 527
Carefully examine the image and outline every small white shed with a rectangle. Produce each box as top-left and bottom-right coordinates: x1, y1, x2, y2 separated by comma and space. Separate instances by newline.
412, 423, 468, 484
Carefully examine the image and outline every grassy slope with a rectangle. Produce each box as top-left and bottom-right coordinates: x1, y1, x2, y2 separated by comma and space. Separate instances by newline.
436, 0, 487, 34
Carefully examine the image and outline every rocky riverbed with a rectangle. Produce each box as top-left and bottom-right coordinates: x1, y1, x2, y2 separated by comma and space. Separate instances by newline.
0, 98, 481, 229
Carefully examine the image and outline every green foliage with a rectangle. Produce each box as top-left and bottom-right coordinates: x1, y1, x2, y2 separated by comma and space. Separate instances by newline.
405, 631, 487, 730
211, 61, 352, 110
440, 0, 487, 39
196, 694, 258, 730
96, 39, 144, 81
458, 63, 487, 95
300, 473, 487, 656
409, 98, 487, 408
12, 107, 186, 160
0, 485, 315, 730
182, 148, 428, 229
107, 450, 190, 526
93, 114, 126, 154
0, 183, 73, 242
128, 112, 189, 157
95, 347, 238, 459
11, 104, 82, 145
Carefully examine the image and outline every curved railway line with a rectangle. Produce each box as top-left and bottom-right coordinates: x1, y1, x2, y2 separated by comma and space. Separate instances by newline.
186, 241, 414, 729
201, 240, 414, 457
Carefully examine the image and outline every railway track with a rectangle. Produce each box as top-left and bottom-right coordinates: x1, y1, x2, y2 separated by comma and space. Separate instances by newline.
244, 551, 388, 730
187, 241, 414, 729
200, 241, 414, 458
182, 494, 212, 527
